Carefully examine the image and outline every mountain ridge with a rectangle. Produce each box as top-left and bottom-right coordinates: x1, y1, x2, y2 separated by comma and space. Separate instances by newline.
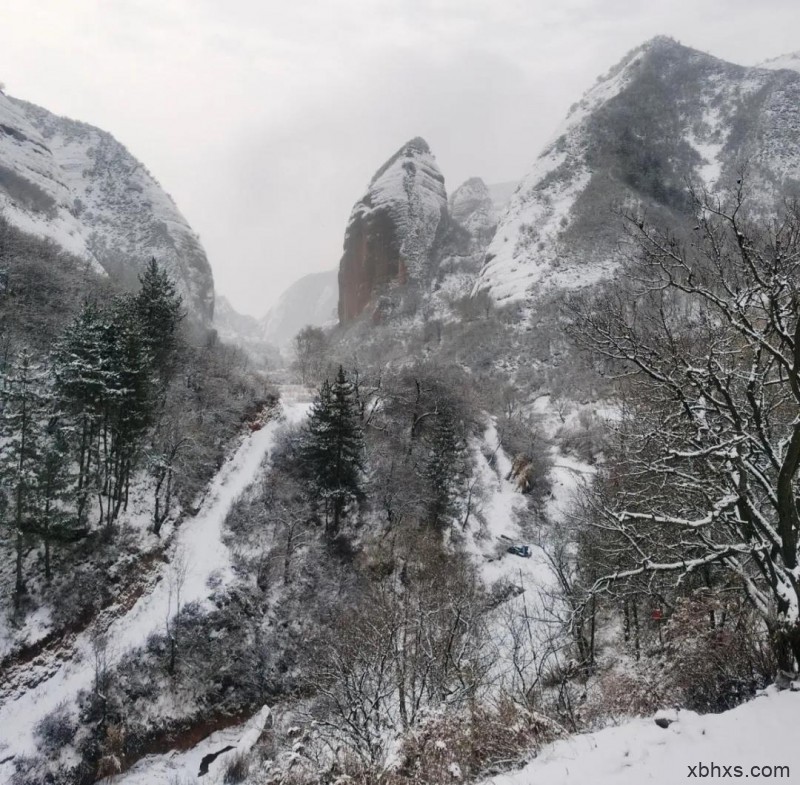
0, 91, 215, 322
474, 36, 800, 307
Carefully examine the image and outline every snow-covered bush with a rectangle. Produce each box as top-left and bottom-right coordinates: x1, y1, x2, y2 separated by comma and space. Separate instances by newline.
33, 701, 76, 755
555, 408, 610, 464
393, 700, 562, 783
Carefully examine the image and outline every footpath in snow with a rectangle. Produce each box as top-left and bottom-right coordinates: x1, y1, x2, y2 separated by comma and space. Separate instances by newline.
484, 688, 800, 785
0, 397, 309, 783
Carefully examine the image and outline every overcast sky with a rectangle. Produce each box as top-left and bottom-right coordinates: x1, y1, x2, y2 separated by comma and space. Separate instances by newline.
2, 0, 800, 317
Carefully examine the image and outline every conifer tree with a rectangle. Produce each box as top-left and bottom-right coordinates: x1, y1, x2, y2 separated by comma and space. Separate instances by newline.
33, 416, 74, 581
99, 296, 155, 529
0, 350, 46, 601
52, 301, 109, 523
302, 366, 364, 535
422, 407, 467, 529
135, 258, 183, 381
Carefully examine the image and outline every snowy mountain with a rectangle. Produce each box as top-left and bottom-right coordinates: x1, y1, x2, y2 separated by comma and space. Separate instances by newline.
0, 91, 214, 322
260, 268, 338, 347
338, 137, 450, 323
476, 36, 800, 306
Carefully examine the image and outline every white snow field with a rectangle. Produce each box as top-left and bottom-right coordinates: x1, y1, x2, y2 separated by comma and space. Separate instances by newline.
0, 397, 309, 784
482, 687, 800, 785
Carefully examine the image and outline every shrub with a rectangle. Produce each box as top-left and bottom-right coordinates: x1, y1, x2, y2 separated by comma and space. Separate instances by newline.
34, 702, 76, 755
663, 590, 774, 713
393, 700, 562, 783
223, 751, 251, 783
556, 408, 610, 464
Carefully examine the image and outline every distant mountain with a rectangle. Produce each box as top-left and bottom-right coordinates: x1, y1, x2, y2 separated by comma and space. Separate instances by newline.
449, 177, 496, 248
260, 269, 338, 348
448, 177, 519, 251
0, 91, 214, 322
486, 181, 518, 212
476, 36, 800, 306
214, 295, 264, 349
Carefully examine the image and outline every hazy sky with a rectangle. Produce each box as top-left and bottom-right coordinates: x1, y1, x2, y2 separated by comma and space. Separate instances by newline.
2, 0, 800, 317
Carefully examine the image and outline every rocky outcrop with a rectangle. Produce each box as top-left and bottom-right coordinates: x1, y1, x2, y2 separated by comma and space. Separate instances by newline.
449, 177, 499, 250
338, 137, 448, 323
0, 92, 214, 323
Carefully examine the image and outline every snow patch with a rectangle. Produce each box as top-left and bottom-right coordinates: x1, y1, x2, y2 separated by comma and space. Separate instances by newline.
482, 689, 800, 785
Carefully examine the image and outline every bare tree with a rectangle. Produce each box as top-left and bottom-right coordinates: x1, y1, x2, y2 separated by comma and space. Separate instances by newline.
303, 536, 490, 767
571, 182, 800, 668
292, 325, 328, 386
165, 548, 189, 674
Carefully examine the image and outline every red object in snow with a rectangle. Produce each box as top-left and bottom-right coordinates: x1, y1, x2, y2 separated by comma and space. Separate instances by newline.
651, 608, 663, 621
248, 421, 263, 432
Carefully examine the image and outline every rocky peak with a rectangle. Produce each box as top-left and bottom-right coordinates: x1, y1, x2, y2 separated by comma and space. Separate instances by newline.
449, 177, 496, 248
338, 137, 449, 324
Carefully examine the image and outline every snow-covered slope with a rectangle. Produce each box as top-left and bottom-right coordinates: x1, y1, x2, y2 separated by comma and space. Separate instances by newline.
261, 268, 338, 347
0, 92, 214, 322
483, 688, 800, 785
477, 36, 800, 307
0, 398, 309, 782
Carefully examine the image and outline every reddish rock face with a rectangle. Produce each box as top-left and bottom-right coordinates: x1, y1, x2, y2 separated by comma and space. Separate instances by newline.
337, 137, 447, 324
338, 208, 405, 323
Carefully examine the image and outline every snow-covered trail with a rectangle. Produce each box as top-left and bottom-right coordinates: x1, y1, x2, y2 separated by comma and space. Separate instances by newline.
0, 397, 309, 782
465, 421, 552, 589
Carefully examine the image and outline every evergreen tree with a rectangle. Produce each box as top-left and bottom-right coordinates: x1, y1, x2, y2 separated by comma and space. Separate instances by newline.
98, 296, 156, 529
0, 350, 46, 601
302, 366, 364, 535
52, 301, 109, 523
54, 295, 159, 532
134, 258, 183, 381
422, 407, 467, 529
33, 416, 75, 581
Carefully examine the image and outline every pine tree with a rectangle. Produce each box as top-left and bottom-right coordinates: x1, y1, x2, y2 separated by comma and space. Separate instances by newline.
98, 296, 156, 530
54, 296, 159, 532
422, 407, 467, 530
52, 301, 109, 523
134, 258, 183, 381
302, 366, 364, 535
33, 416, 75, 581
0, 350, 46, 601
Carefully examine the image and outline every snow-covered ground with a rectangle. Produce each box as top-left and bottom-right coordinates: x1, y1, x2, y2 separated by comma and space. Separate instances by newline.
116, 705, 272, 785
482, 688, 800, 785
464, 420, 552, 589
0, 397, 309, 783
